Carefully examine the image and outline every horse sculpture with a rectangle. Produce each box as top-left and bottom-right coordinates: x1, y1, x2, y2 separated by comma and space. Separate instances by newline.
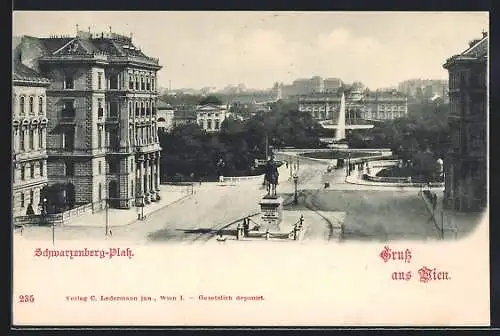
264, 158, 279, 197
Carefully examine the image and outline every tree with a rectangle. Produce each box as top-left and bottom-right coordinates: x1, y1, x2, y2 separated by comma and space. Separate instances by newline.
199, 95, 223, 105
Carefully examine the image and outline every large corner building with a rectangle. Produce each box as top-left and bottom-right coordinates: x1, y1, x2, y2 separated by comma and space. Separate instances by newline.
443, 32, 487, 212
13, 30, 163, 210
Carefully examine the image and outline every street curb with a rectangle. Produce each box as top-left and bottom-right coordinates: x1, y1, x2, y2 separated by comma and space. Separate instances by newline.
64, 193, 194, 229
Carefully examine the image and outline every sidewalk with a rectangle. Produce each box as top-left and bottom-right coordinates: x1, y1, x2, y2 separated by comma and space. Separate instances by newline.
420, 189, 486, 239
64, 186, 192, 228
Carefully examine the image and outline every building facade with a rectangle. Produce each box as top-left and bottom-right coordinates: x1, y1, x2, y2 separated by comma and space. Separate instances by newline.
157, 101, 175, 132
196, 104, 229, 132
15, 30, 162, 210
442, 33, 487, 212
298, 89, 408, 122
12, 62, 51, 217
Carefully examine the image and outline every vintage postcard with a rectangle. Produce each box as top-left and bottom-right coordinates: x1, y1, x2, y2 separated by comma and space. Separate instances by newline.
12, 11, 489, 327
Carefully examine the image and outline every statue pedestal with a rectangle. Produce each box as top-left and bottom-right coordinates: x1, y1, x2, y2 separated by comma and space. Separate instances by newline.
259, 196, 283, 232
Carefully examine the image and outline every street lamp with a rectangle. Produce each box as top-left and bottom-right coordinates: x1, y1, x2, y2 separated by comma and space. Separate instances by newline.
293, 174, 299, 205
105, 197, 109, 236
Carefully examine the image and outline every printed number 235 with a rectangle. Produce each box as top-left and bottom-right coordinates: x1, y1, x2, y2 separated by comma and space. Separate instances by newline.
19, 295, 35, 303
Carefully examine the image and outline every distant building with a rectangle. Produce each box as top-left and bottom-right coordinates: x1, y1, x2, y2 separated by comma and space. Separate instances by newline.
12, 61, 51, 217
298, 89, 408, 122
173, 105, 197, 127
196, 104, 229, 132
323, 78, 343, 92
398, 78, 448, 101
157, 100, 175, 132
442, 32, 487, 212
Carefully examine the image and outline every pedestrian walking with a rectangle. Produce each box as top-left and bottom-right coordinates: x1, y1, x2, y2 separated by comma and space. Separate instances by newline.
109, 229, 113, 237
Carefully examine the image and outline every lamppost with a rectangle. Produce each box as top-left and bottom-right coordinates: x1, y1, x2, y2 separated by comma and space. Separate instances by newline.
293, 174, 299, 205
105, 196, 109, 236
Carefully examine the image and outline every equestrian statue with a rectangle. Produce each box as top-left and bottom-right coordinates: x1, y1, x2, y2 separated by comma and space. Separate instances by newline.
264, 155, 279, 197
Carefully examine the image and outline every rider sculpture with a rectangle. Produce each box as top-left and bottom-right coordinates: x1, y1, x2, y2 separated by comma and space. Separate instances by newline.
264, 156, 279, 197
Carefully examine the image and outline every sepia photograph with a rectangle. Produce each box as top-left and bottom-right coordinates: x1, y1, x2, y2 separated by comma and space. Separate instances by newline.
12, 11, 489, 327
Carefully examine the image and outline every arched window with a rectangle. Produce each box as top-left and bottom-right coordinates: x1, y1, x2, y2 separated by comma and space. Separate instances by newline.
135, 75, 139, 90
151, 102, 156, 115
135, 102, 140, 117
146, 101, 150, 115
20, 96, 25, 115
141, 102, 145, 116
38, 97, 43, 115
146, 76, 151, 91
141, 76, 145, 91
128, 72, 134, 90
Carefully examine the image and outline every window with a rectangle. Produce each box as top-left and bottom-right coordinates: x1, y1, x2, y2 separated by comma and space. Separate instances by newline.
109, 102, 118, 118
29, 129, 34, 150
40, 161, 44, 176
20, 96, 25, 115
98, 72, 103, 89
98, 99, 104, 118
129, 73, 134, 90
98, 161, 102, 174
29, 97, 34, 115
20, 130, 25, 151
109, 130, 119, 150
129, 127, 134, 146
30, 190, 34, 204
135, 75, 139, 90
64, 74, 74, 89
64, 128, 75, 150
135, 102, 140, 117
38, 97, 43, 115
207, 120, 212, 130
109, 159, 119, 173
141, 102, 145, 117
109, 74, 118, 90
129, 102, 133, 118
65, 162, 75, 176
141, 76, 145, 91
21, 166, 25, 180
146, 77, 151, 91
152, 102, 156, 116
62, 101, 75, 118
146, 102, 150, 116
215, 120, 220, 130
98, 126, 103, 149
39, 129, 43, 149
130, 158, 134, 172
131, 181, 134, 197
98, 183, 102, 200
151, 76, 155, 91
20, 193, 25, 208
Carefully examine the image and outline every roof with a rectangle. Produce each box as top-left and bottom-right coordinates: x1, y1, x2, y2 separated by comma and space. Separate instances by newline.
444, 34, 488, 68
156, 100, 173, 109
19, 32, 160, 67
13, 61, 50, 84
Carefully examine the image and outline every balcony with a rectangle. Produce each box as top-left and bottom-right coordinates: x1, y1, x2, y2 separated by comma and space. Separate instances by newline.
135, 143, 160, 154
105, 116, 120, 124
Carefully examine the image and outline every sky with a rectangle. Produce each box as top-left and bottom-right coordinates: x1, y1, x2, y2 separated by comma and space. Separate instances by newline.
13, 11, 488, 91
